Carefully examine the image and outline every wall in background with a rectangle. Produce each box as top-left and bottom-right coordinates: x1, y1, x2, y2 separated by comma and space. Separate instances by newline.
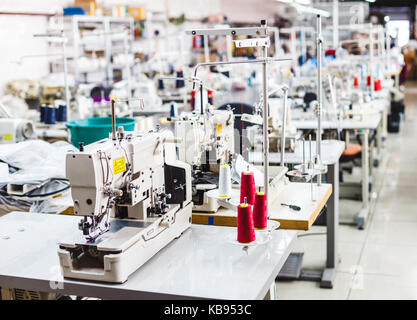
0, 0, 222, 94
0, 0, 69, 94
220, 0, 280, 24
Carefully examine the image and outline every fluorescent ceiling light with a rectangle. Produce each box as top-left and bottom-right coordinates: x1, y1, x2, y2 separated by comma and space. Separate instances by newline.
276, 0, 329, 17
292, 3, 331, 18
276, 0, 311, 4
296, 0, 311, 4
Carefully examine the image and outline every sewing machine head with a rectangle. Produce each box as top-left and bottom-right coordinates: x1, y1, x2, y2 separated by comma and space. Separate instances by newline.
66, 128, 191, 241
174, 108, 235, 170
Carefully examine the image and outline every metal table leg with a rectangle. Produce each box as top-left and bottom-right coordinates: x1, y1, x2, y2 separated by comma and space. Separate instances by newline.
267, 282, 276, 300
376, 114, 383, 161
320, 162, 339, 288
278, 163, 340, 289
357, 129, 370, 229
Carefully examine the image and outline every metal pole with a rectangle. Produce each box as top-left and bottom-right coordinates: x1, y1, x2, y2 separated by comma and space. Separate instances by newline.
192, 57, 291, 90
332, 0, 339, 48
226, 35, 233, 61
200, 83, 204, 114
111, 99, 116, 140
124, 30, 132, 105
369, 25, 375, 98
290, 28, 299, 77
316, 14, 323, 186
261, 20, 269, 217
203, 34, 210, 63
280, 86, 288, 167
62, 31, 70, 121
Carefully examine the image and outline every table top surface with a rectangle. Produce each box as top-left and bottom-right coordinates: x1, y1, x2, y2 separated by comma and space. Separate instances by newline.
193, 182, 332, 231
291, 111, 382, 130
250, 140, 345, 165
0, 211, 297, 300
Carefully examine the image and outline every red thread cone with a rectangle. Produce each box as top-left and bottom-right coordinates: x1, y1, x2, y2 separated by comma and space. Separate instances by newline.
353, 76, 359, 87
253, 192, 267, 229
240, 170, 255, 205
237, 203, 255, 243
367, 75, 371, 86
190, 90, 197, 110
374, 79, 382, 91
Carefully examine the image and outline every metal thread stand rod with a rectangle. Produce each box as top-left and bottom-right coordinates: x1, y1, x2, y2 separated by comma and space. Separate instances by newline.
262, 22, 270, 217
369, 24, 375, 99
111, 99, 116, 140
188, 20, 292, 218
316, 14, 323, 186
124, 30, 132, 107
61, 31, 70, 121
310, 135, 314, 201
302, 138, 306, 171
200, 83, 204, 115
192, 57, 291, 90
280, 86, 289, 167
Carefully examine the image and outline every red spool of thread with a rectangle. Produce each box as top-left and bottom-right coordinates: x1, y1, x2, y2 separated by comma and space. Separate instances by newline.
237, 202, 256, 243
240, 170, 256, 205
193, 35, 202, 49
353, 76, 359, 87
207, 89, 213, 105
374, 79, 382, 91
367, 75, 371, 86
253, 192, 267, 229
190, 90, 197, 110
325, 49, 336, 58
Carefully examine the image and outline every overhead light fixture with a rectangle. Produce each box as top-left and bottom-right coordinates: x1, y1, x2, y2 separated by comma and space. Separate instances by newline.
365, 0, 376, 3
384, 16, 390, 22
276, 0, 311, 4
292, 3, 331, 18
276, 0, 330, 17
296, 0, 311, 4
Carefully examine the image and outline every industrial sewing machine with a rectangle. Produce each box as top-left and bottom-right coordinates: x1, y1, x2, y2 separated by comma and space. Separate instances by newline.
0, 119, 35, 144
268, 97, 299, 153
174, 105, 288, 213
174, 107, 235, 212
58, 126, 192, 283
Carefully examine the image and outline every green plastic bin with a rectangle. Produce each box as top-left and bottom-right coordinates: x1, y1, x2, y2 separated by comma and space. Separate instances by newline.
66, 117, 136, 147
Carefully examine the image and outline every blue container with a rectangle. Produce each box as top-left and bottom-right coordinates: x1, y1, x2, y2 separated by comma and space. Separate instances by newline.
45, 105, 56, 125
66, 117, 136, 147
63, 7, 86, 15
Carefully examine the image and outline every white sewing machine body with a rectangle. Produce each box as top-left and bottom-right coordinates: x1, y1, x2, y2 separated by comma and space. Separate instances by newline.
58, 129, 192, 283
175, 108, 235, 167
174, 108, 235, 212
0, 118, 34, 144
174, 108, 288, 213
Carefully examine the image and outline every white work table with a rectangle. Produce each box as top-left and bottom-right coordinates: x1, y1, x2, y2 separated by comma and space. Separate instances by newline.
249, 140, 345, 166
291, 112, 382, 130
193, 183, 332, 231
248, 140, 344, 288
192, 181, 337, 288
290, 112, 383, 229
0, 212, 297, 300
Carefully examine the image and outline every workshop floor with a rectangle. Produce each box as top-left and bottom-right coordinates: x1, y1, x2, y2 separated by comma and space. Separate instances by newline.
275, 81, 417, 300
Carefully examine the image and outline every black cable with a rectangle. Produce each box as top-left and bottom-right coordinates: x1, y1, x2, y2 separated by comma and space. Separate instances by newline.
21, 178, 70, 198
